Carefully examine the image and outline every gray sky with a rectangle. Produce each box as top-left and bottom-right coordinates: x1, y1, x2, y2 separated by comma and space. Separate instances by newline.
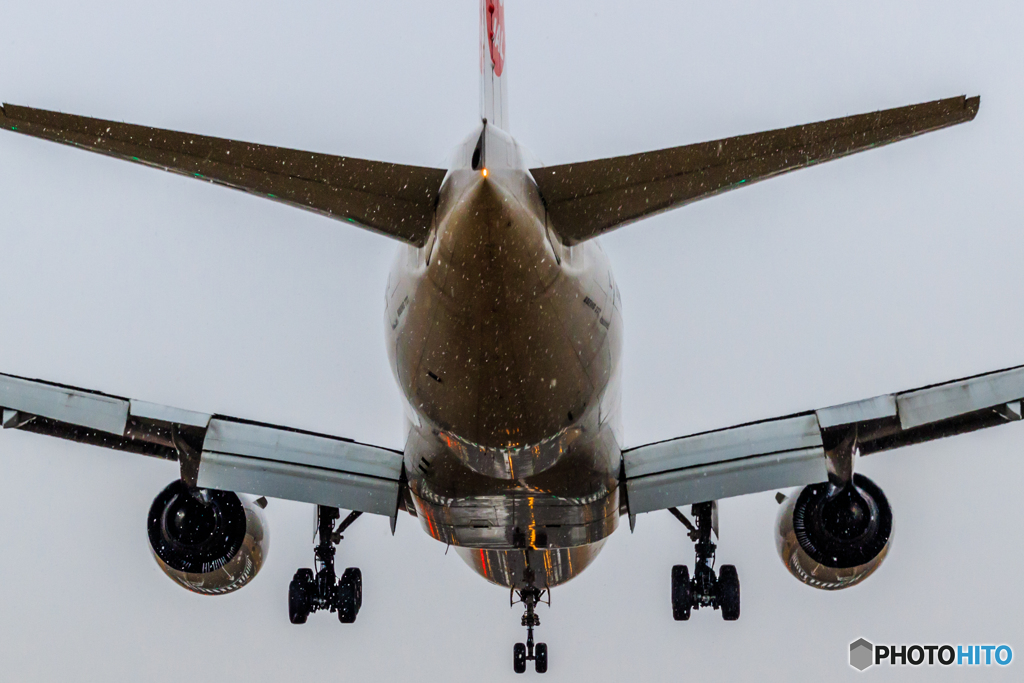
1, 1, 1022, 680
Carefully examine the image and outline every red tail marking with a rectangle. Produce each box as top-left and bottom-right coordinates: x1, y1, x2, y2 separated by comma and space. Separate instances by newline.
486, 0, 506, 77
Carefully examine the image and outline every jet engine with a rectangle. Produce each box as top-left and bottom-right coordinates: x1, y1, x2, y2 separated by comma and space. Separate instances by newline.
776, 474, 893, 590
147, 480, 268, 595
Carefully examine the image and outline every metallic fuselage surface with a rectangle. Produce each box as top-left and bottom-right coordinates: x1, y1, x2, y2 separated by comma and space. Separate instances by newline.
385, 126, 623, 588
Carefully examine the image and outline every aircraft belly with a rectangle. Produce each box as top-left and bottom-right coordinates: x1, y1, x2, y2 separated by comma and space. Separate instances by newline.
398, 193, 603, 451
455, 543, 608, 590
404, 415, 621, 550
385, 171, 624, 560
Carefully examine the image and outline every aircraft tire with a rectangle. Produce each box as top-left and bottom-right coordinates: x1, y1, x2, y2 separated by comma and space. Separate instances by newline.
513, 643, 527, 674
289, 569, 314, 624
719, 565, 740, 621
342, 567, 363, 611
671, 565, 691, 621
336, 569, 361, 624
535, 643, 548, 674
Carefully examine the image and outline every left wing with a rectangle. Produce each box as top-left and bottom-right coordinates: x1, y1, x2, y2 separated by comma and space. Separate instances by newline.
624, 362, 1024, 517
0, 372, 404, 522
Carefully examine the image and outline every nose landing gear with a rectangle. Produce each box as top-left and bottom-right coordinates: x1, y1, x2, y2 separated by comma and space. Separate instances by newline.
669, 501, 740, 621
511, 586, 550, 674
288, 506, 363, 625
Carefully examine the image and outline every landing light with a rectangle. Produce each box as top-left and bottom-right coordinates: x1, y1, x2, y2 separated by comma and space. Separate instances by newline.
482, 168, 489, 177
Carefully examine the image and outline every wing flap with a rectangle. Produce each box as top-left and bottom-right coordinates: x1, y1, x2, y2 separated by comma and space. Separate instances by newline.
0, 372, 404, 517
896, 365, 1024, 430
0, 373, 128, 434
532, 95, 979, 243
128, 400, 211, 428
201, 418, 402, 482
627, 445, 826, 515
0, 103, 447, 245
625, 360, 1024, 515
626, 413, 822, 478
198, 452, 399, 518
815, 394, 897, 429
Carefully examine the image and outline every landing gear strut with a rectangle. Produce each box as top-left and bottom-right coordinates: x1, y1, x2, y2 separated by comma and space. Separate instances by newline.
288, 506, 363, 624
669, 501, 740, 621
511, 585, 550, 674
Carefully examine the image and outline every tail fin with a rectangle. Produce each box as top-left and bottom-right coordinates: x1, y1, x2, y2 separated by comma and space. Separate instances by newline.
480, 0, 509, 130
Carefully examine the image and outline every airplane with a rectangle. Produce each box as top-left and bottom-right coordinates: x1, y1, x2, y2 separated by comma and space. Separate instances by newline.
0, 0, 999, 674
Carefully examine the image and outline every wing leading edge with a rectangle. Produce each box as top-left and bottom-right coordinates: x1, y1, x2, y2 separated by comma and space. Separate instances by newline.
623, 362, 1024, 517
0, 104, 446, 246
532, 95, 980, 244
0, 372, 404, 521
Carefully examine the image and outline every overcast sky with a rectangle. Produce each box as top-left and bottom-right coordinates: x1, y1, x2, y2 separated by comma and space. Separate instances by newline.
1, 1, 1022, 680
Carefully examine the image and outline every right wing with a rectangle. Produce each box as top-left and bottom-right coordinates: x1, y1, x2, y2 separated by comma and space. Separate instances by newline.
623, 361, 1024, 517
0, 372, 404, 522
531, 95, 980, 244
0, 104, 447, 246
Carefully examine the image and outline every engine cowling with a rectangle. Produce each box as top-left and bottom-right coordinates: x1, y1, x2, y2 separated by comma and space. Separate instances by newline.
147, 480, 268, 595
776, 473, 893, 590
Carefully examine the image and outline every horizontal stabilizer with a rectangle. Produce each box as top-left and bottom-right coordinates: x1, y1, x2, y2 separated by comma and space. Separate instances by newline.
0, 104, 447, 245
532, 95, 980, 244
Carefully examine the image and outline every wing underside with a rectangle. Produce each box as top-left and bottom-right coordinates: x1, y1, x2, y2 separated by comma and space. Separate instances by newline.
624, 362, 1024, 516
0, 372, 404, 519
532, 95, 980, 244
0, 104, 446, 246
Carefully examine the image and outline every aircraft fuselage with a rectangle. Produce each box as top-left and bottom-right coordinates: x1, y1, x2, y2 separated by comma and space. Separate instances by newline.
385, 124, 624, 589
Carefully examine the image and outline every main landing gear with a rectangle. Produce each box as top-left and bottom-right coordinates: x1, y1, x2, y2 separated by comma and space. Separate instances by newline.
669, 501, 740, 621
289, 506, 363, 624
511, 585, 550, 674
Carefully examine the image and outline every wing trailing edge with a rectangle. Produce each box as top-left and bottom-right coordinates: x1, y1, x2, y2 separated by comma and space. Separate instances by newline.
0, 371, 404, 519
532, 95, 980, 244
623, 359, 1024, 516
0, 104, 447, 246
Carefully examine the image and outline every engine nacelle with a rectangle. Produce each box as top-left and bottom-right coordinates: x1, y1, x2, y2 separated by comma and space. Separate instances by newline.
147, 480, 268, 595
776, 474, 893, 590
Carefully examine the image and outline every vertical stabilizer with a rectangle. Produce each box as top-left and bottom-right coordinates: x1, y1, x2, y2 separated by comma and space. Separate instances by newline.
480, 0, 509, 131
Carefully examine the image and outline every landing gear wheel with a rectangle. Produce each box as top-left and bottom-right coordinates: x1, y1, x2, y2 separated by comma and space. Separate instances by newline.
336, 590, 357, 623
289, 507, 364, 625
535, 643, 548, 674
668, 503, 742, 621
513, 642, 527, 674
288, 568, 314, 624
342, 567, 363, 611
337, 567, 362, 623
671, 565, 691, 621
719, 564, 740, 621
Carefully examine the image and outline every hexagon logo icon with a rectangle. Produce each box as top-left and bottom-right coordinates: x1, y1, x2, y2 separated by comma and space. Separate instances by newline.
850, 638, 874, 671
